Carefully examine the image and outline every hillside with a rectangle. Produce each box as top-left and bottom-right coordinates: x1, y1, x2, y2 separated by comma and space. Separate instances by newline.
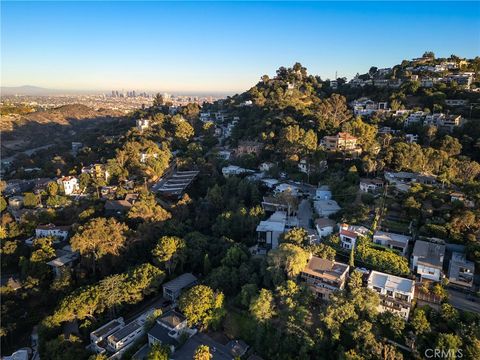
1, 104, 126, 156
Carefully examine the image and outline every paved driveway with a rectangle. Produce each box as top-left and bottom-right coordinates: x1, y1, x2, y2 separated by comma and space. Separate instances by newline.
298, 199, 313, 230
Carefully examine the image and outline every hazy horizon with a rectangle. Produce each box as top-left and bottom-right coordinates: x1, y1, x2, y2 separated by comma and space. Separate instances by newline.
2, 1, 479, 92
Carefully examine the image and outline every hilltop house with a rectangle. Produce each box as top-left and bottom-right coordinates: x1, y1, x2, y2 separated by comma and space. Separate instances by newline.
315, 218, 336, 238
136, 118, 150, 131
424, 113, 463, 132
35, 224, 69, 241
105, 199, 134, 217
314, 199, 341, 218
221, 165, 254, 177
261, 195, 298, 217
338, 224, 369, 250
405, 134, 419, 143
162, 273, 198, 301
321, 132, 361, 155
235, 141, 264, 156
448, 252, 475, 289
148, 310, 192, 353
259, 162, 275, 172
57, 176, 79, 195
8, 196, 23, 210
384, 171, 437, 192
373, 231, 410, 256
90, 318, 125, 353
367, 270, 415, 320
359, 178, 384, 193
301, 256, 349, 300
352, 98, 388, 116
91, 310, 155, 356
256, 211, 297, 251
47, 245, 79, 278
81, 164, 110, 182
411, 240, 445, 282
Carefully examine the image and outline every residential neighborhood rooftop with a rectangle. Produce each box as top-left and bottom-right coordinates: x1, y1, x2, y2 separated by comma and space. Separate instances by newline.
412, 240, 445, 268
368, 270, 415, 294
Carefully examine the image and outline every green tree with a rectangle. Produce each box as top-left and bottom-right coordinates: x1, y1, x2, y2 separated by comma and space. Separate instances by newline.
152, 236, 186, 275
153, 93, 165, 107
267, 243, 310, 280
171, 115, 194, 141
282, 227, 309, 246
308, 243, 336, 260
43, 334, 88, 360
440, 135, 462, 156
71, 217, 128, 275
435, 333, 462, 360
411, 308, 430, 336
128, 192, 171, 223
47, 181, 59, 196
240, 283, 258, 308
249, 288, 276, 323
146, 342, 170, 360
193, 345, 212, 360
0, 196, 6, 212
179, 285, 225, 329
23, 192, 40, 208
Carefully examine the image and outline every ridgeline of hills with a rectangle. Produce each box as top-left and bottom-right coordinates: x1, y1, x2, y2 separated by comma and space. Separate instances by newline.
205, 54, 480, 163
1, 104, 126, 157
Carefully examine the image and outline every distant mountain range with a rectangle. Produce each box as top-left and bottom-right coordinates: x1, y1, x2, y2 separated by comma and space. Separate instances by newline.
1, 85, 234, 97
0, 85, 105, 96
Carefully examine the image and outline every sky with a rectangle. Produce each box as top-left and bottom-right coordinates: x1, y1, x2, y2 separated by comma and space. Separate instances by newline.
1, 1, 479, 94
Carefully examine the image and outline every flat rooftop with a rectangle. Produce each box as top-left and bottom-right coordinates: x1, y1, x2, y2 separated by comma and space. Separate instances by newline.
368, 270, 414, 294
163, 273, 197, 292
92, 318, 124, 339
108, 320, 141, 343
373, 231, 410, 246
412, 240, 445, 268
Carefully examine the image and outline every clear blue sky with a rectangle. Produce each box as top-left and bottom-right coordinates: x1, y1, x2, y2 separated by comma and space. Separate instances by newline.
2, 1, 479, 94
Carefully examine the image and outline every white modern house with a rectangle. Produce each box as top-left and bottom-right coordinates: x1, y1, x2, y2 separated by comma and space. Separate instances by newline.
338, 224, 369, 250
367, 270, 415, 320
57, 176, 79, 195
256, 211, 287, 250
359, 178, 384, 193
90, 318, 125, 353
136, 118, 150, 131
259, 162, 275, 172
315, 218, 336, 238
411, 240, 445, 282
373, 231, 410, 256
221, 165, 254, 177
35, 224, 69, 241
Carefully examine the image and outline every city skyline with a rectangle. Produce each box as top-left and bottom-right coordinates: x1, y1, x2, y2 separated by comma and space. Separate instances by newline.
2, 1, 479, 93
